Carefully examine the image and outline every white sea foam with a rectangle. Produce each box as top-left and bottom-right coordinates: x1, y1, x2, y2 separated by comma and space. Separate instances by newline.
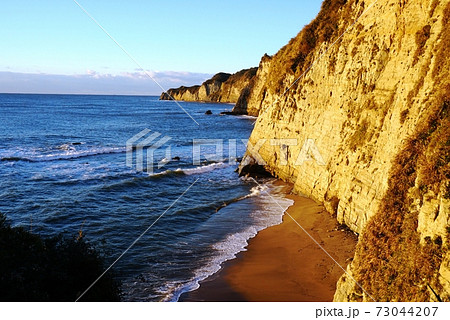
236, 115, 258, 120
181, 162, 230, 175
237, 184, 269, 200
31, 146, 127, 161
158, 181, 294, 302
148, 161, 231, 177
1, 145, 127, 162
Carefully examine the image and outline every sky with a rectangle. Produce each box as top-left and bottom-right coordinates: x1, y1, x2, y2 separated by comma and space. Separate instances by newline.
0, 0, 322, 95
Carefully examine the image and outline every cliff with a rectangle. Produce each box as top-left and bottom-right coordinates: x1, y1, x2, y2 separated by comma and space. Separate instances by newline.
232, 54, 272, 116
238, 0, 450, 301
160, 68, 257, 103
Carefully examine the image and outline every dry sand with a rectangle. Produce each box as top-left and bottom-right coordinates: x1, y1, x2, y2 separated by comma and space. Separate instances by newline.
181, 189, 357, 302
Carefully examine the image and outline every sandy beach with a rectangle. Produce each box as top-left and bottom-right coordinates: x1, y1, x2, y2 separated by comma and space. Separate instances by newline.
181, 187, 357, 302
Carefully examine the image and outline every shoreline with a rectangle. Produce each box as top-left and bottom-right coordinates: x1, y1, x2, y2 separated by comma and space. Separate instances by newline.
180, 183, 357, 302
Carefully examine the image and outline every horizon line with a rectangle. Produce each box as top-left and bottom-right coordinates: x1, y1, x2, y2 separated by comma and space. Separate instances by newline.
0, 92, 163, 97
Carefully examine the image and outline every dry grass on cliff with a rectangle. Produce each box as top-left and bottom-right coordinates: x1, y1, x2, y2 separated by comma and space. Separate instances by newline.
353, 93, 449, 301
266, 0, 354, 92
351, 3, 450, 301
418, 101, 450, 197
228, 68, 257, 82
203, 72, 231, 86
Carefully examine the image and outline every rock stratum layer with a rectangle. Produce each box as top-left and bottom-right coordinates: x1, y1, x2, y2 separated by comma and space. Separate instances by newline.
160, 68, 257, 103
238, 0, 450, 301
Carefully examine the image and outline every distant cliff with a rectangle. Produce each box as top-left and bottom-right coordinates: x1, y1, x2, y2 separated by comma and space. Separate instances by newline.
237, 0, 450, 301
160, 68, 257, 103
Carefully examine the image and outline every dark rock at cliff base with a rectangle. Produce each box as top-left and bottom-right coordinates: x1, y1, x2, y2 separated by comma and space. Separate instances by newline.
205, 110, 212, 115
238, 155, 272, 178
219, 111, 237, 115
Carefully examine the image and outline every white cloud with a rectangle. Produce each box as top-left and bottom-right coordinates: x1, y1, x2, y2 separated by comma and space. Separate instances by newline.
118, 70, 211, 84
0, 70, 213, 95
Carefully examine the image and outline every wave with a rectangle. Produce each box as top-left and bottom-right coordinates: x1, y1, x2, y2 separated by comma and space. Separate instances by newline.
236, 115, 258, 120
100, 162, 232, 191
214, 184, 269, 212
148, 161, 232, 178
1, 146, 127, 162
157, 181, 294, 302
238, 184, 268, 200
1, 156, 26, 162
180, 161, 231, 175
50, 170, 138, 186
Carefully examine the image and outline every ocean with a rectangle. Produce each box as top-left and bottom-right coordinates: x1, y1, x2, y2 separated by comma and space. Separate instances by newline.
0, 94, 292, 301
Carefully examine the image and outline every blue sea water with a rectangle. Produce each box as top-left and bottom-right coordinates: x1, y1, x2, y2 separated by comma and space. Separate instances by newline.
0, 94, 292, 301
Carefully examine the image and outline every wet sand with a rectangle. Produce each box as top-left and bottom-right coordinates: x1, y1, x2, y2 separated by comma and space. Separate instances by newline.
180, 190, 357, 302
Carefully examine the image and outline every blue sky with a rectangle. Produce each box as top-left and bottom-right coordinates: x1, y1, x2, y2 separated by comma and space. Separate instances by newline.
0, 0, 322, 95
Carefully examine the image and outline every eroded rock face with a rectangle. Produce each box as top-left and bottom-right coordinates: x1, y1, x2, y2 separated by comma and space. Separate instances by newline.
237, 154, 272, 178
232, 54, 272, 116
160, 68, 257, 104
238, 0, 450, 301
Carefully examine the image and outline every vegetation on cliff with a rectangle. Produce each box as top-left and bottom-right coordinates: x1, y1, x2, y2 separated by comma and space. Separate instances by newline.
161, 0, 448, 301
0, 213, 121, 301
354, 93, 449, 301
268, 0, 348, 90
352, 3, 450, 301
237, 0, 450, 301
232, 0, 351, 115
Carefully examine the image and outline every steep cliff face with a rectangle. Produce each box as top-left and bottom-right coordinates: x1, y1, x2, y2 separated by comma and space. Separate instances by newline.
232, 55, 272, 116
238, 0, 450, 301
160, 68, 257, 103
